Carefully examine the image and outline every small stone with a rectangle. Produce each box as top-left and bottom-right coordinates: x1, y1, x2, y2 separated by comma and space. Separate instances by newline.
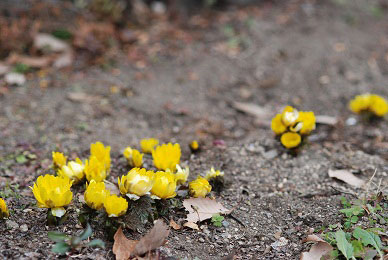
5, 72, 26, 86
20, 224, 28, 232
263, 149, 278, 160
198, 237, 205, 243
346, 117, 357, 126
6, 220, 19, 230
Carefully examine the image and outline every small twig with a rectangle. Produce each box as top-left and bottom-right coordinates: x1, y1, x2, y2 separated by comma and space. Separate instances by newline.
228, 213, 245, 227
329, 186, 358, 198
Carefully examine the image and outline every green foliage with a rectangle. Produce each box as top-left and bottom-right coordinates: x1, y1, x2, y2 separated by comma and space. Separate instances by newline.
48, 224, 104, 255
211, 214, 224, 227
335, 230, 354, 260
52, 29, 72, 40
339, 197, 365, 229
13, 63, 31, 74
353, 227, 383, 258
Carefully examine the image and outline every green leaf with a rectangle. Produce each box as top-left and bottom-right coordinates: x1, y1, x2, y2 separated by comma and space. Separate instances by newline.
335, 230, 354, 259
52, 242, 70, 255
79, 223, 92, 240
351, 240, 364, 256
15, 155, 27, 164
47, 231, 68, 243
353, 227, 383, 257
87, 239, 105, 248
350, 215, 358, 223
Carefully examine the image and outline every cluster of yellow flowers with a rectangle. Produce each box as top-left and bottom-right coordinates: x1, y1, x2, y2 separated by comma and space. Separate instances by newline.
0, 198, 9, 219
27, 139, 223, 221
349, 94, 388, 117
271, 106, 316, 149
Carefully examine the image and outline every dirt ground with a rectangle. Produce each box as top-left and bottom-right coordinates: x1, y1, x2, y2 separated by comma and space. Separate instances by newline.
0, 0, 387, 259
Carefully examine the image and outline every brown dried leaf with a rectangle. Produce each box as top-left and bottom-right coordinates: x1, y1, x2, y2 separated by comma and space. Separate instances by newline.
113, 227, 137, 260
104, 180, 120, 195
232, 102, 270, 119
328, 169, 365, 188
183, 197, 231, 223
132, 219, 169, 256
67, 92, 101, 103
315, 115, 338, 126
183, 221, 199, 230
300, 235, 333, 260
169, 219, 181, 230
6, 53, 53, 68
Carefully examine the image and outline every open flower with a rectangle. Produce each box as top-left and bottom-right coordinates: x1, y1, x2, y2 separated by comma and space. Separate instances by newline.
151, 171, 177, 199
30, 174, 73, 217
140, 138, 159, 153
57, 158, 85, 183
349, 94, 388, 117
90, 141, 111, 171
189, 140, 199, 152
52, 152, 67, 168
205, 167, 224, 180
281, 106, 299, 126
84, 180, 110, 210
0, 198, 9, 219
152, 143, 181, 172
280, 132, 301, 149
298, 111, 316, 135
104, 194, 128, 217
271, 114, 287, 135
123, 147, 143, 168
118, 168, 154, 200
174, 165, 189, 185
84, 156, 107, 182
189, 177, 212, 198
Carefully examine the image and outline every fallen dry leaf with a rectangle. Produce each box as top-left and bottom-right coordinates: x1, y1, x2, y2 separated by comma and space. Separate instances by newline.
5, 72, 26, 86
169, 219, 181, 230
67, 92, 101, 103
300, 234, 333, 260
133, 219, 169, 256
0, 63, 10, 75
104, 180, 120, 195
183, 221, 199, 230
6, 53, 53, 68
183, 197, 231, 223
315, 115, 338, 126
231, 102, 271, 120
113, 227, 137, 260
328, 169, 365, 188
34, 33, 70, 52
113, 220, 169, 260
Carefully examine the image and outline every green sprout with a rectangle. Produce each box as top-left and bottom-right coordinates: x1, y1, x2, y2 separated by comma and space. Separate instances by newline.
211, 214, 224, 227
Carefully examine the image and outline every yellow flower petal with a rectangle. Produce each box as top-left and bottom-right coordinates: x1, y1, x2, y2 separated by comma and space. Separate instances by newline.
140, 138, 159, 153
280, 132, 301, 149
189, 177, 212, 198
151, 171, 177, 199
152, 143, 181, 172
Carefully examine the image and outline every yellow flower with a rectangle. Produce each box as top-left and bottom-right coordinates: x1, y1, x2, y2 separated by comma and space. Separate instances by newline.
118, 168, 154, 200
0, 198, 9, 219
280, 132, 301, 149
52, 152, 67, 168
84, 180, 110, 210
84, 156, 107, 182
151, 171, 177, 199
369, 94, 388, 116
174, 165, 189, 185
205, 167, 224, 180
281, 106, 299, 126
152, 143, 181, 172
189, 177, 212, 198
30, 174, 73, 217
190, 140, 199, 151
298, 111, 316, 135
271, 114, 287, 135
104, 194, 128, 217
140, 138, 159, 153
57, 158, 85, 183
123, 147, 143, 168
90, 141, 111, 171
349, 94, 372, 114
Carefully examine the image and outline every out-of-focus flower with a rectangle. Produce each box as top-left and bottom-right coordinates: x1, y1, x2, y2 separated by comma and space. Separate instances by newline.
281, 106, 299, 126
52, 152, 67, 168
271, 114, 287, 135
84, 156, 107, 182
174, 165, 189, 185
280, 132, 301, 149
84, 180, 110, 210
205, 167, 224, 181
57, 158, 85, 183
151, 171, 177, 199
123, 147, 143, 168
152, 143, 181, 172
298, 111, 316, 135
118, 168, 154, 200
104, 194, 128, 217
189, 177, 212, 198
30, 174, 73, 217
140, 138, 159, 153
0, 198, 9, 218
349, 94, 388, 117
90, 141, 111, 171
189, 140, 199, 152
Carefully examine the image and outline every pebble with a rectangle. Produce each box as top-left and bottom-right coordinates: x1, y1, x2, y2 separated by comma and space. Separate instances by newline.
6, 220, 19, 230
263, 149, 278, 160
20, 224, 28, 232
198, 238, 205, 243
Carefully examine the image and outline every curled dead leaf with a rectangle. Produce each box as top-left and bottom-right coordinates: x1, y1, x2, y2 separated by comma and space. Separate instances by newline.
169, 219, 181, 230
300, 234, 333, 260
183, 221, 199, 230
183, 197, 231, 223
328, 169, 365, 188
113, 227, 137, 260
